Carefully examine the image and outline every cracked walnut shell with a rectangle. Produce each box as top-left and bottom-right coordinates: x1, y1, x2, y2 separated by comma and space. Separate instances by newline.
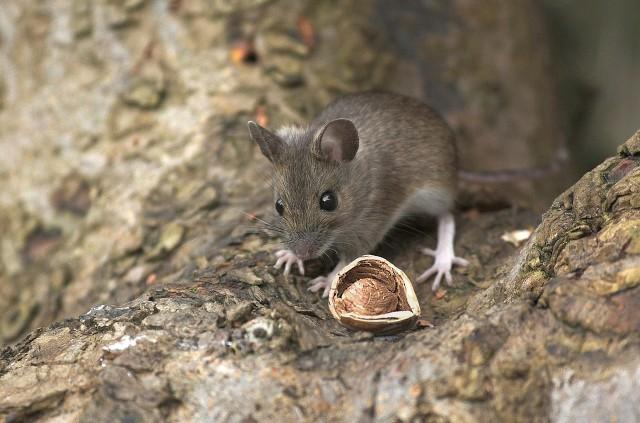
329, 255, 420, 334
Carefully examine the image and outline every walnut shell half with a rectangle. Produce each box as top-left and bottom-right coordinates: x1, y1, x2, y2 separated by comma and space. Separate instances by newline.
328, 255, 420, 335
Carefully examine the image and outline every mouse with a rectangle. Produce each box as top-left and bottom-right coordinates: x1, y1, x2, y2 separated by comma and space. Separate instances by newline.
248, 91, 469, 297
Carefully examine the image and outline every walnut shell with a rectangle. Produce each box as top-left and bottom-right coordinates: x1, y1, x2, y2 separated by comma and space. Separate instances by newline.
329, 255, 420, 335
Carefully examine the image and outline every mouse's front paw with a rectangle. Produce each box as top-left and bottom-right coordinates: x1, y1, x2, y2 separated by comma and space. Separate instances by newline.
307, 261, 346, 298
308, 276, 332, 298
417, 248, 469, 291
274, 249, 305, 276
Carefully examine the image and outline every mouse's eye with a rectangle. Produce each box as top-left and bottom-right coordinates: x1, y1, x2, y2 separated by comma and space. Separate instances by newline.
319, 191, 338, 211
275, 198, 285, 216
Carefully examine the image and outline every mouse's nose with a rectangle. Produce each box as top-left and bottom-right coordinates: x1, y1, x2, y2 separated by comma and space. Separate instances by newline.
293, 238, 315, 261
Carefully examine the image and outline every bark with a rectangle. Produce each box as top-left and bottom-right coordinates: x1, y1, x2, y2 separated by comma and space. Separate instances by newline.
2, 132, 640, 422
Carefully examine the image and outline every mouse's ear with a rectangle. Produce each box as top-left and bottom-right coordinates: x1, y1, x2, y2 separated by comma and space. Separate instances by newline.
312, 119, 359, 162
247, 121, 283, 163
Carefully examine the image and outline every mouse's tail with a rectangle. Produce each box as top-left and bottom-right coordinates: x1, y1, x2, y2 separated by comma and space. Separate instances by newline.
458, 148, 570, 183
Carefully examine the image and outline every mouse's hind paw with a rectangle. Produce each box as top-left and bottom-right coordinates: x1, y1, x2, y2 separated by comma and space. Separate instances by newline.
274, 249, 305, 276
417, 247, 468, 291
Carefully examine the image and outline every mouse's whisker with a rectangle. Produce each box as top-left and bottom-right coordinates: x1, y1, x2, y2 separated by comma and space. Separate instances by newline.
247, 220, 285, 234
242, 212, 284, 230
248, 226, 287, 236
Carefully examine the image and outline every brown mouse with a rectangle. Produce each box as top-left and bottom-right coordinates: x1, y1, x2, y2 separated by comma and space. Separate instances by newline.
248, 92, 468, 297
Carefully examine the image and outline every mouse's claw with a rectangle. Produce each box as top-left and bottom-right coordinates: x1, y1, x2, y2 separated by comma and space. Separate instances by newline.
417, 247, 468, 291
274, 249, 305, 276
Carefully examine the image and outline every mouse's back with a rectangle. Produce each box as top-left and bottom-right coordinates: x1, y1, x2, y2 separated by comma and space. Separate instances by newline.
310, 92, 458, 205
311, 92, 456, 183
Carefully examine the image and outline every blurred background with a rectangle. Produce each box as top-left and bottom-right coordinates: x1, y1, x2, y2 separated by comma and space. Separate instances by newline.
0, 0, 638, 345
543, 0, 640, 171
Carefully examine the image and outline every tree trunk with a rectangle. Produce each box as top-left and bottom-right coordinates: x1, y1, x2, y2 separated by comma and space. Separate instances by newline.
2, 131, 640, 421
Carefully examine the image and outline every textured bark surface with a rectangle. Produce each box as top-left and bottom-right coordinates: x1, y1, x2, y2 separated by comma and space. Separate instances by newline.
5, 1, 630, 422
2, 133, 640, 421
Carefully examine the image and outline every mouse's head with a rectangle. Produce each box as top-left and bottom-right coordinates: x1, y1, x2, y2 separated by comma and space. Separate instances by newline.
248, 119, 360, 260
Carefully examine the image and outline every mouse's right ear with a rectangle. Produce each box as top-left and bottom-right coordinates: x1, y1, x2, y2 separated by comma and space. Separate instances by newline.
247, 121, 283, 163
312, 119, 359, 163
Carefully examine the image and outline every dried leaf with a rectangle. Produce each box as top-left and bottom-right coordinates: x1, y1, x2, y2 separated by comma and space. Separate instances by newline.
230, 41, 257, 65
297, 16, 316, 50
501, 229, 532, 247
409, 384, 423, 398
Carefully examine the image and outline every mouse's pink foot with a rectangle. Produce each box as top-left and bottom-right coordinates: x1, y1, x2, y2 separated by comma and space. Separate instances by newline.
417, 247, 468, 291
308, 276, 332, 298
274, 249, 305, 276
416, 213, 468, 291
307, 260, 345, 298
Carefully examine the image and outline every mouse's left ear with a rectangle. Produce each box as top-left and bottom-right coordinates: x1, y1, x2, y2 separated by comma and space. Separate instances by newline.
312, 119, 359, 162
247, 121, 283, 163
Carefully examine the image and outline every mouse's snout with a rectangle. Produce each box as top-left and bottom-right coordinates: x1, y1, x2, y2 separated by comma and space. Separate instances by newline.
291, 236, 318, 261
